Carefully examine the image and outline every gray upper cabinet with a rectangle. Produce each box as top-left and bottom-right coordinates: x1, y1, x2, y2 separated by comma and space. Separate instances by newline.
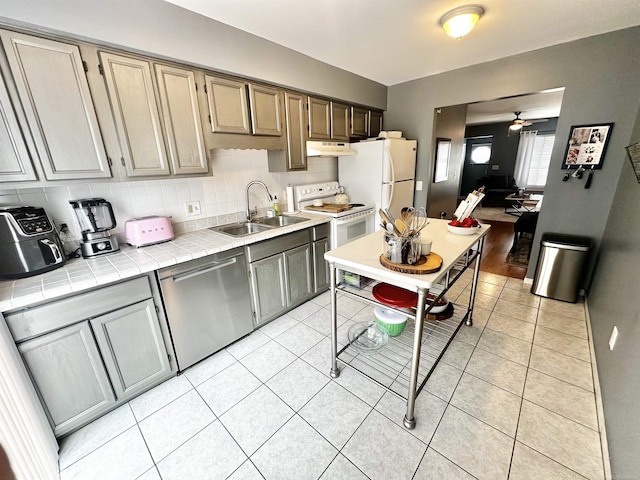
0, 70, 37, 182
99, 51, 170, 177
18, 321, 116, 437
90, 299, 171, 401
205, 75, 251, 134
369, 110, 383, 138
248, 84, 282, 136
154, 64, 208, 175
331, 102, 350, 141
308, 97, 330, 140
0, 30, 111, 180
350, 106, 369, 138
285, 92, 307, 170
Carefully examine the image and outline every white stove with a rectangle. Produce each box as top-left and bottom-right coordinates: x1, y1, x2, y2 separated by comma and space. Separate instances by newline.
295, 182, 375, 250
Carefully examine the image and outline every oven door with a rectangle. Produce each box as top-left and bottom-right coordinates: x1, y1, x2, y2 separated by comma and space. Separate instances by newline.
332, 209, 375, 249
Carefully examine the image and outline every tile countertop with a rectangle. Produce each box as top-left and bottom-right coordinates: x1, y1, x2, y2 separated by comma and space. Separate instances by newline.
0, 214, 331, 314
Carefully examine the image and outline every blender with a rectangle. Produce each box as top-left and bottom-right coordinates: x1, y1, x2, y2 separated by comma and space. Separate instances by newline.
69, 198, 120, 258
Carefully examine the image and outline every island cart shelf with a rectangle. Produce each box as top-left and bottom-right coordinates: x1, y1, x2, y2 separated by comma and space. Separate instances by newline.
324, 220, 490, 429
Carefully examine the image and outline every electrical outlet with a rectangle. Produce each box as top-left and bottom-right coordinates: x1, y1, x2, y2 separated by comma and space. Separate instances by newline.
415, 181, 423, 191
185, 201, 201, 217
609, 326, 618, 350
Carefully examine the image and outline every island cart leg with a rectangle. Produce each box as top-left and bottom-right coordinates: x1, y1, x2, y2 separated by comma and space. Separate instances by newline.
465, 236, 486, 326
329, 262, 340, 378
404, 287, 428, 429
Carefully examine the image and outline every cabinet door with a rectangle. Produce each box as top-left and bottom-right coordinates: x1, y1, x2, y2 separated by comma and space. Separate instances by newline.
99, 52, 170, 176
284, 244, 312, 307
90, 299, 171, 401
369, 110, 383, 138
248, 84, 282, 136
0, 70, 37, 181
312, 239, 329, 293
154, 64, 208, 175
331, 102, 350, 141
351, 106, 369, 138
18, 321, 116, 437
285, 92, 307, 170
205, 75, 250, 134
0, 30, 110, 180
308, 97, 330, 140
249, 255, 287, 325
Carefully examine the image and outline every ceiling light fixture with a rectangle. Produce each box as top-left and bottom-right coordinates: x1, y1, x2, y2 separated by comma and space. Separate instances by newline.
440, 5, 485, 39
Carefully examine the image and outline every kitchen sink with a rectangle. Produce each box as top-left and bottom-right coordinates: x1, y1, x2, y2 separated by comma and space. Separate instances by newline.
210, 216, 309, 237
253, 216, 308, 227
212, 222, 272, 237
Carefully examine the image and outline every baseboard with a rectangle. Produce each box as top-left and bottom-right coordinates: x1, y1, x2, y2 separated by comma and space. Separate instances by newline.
523, 276, 533, 285
585, 296, 612, 480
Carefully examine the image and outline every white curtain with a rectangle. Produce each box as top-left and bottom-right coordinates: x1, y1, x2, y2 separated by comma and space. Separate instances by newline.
513, 130, 538, 188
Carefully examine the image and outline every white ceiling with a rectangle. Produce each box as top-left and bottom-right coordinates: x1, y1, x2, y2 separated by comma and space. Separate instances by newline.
465, 88, 564, 125
164, 0, 640, 87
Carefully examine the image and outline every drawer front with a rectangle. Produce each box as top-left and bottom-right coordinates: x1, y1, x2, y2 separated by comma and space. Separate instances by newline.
245, 230, 309, 263
6, 276, 153, 342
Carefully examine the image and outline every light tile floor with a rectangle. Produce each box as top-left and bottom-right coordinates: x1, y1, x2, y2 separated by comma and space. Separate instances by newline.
58, 272, 606, 480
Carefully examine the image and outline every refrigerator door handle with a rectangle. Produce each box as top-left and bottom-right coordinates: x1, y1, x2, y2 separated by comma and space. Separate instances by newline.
382, 182, 394, 210
384, 147, 396, 184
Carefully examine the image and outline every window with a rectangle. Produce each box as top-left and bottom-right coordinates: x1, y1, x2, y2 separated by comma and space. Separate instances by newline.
470, 144, 491, 164
526, 134, 555, 188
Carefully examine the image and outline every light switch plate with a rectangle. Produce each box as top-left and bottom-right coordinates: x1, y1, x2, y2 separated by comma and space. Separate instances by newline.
415, 181, 423, 191
186, 201, 201, 216
491, 165, 500, 170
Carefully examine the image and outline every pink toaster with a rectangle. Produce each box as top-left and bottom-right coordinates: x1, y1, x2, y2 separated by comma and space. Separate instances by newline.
125, 216, 174, 247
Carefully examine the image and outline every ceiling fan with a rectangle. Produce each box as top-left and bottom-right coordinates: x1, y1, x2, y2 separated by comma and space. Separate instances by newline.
508, 111, 548, 131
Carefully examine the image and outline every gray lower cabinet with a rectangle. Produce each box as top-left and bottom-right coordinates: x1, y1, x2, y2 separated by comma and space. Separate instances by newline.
18, 321, 117, 437
247, 230, 312, 326
90, 299, 171, 399
312, 238, 329, 292
5, 275, 174, 437
0, 30, 111, 180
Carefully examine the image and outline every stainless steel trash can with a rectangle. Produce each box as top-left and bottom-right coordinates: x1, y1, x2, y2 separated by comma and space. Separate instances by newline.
531, 233, 591, 303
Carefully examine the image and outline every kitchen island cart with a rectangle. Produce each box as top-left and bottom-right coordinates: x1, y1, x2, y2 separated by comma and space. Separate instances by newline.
325, 219, 490, 429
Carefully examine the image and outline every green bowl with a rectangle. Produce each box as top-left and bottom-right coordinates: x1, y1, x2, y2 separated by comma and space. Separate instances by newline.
374, 306, 407, 337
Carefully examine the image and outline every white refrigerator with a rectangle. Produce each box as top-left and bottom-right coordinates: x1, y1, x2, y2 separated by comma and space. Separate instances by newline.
338, 138, 417, 228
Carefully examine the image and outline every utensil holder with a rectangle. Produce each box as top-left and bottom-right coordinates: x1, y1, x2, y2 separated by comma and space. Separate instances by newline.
383, 232, 421, 265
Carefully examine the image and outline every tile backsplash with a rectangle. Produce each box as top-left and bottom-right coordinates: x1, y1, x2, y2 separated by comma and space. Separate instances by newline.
0, 149, 338, 241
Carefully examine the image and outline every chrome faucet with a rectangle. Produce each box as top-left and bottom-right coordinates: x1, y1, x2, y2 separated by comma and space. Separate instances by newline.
245, 180, 274, 221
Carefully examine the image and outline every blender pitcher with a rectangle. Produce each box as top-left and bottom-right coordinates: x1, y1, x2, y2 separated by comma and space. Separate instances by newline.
69, 198, 120, 257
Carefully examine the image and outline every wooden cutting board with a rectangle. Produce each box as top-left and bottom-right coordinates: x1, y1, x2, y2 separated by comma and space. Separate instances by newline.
304, 203, 352, 213
379, 252, 443, 274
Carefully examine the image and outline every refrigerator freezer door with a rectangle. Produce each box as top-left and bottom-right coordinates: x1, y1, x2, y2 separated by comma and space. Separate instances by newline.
383, 139, 417, 183
385, 179, 415, 221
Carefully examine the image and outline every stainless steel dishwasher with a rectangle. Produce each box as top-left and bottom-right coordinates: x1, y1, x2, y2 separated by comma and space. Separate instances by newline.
158, 247, 253, 370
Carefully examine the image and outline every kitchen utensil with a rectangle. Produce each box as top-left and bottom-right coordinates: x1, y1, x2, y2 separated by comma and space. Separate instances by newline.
372, 283, 418, 307
374, 306, 407, 336
334, 186, 349, 205
348, 321, 389, 353
69, 198, 119, 258
380, 209, 401, 235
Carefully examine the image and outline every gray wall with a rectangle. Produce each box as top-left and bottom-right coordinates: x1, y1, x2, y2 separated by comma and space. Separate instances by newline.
386, 27, 640, 284
386, 26, 640, 477
427, 104, 467, 218
587, 104, 640, 480
0, 0, 386, 109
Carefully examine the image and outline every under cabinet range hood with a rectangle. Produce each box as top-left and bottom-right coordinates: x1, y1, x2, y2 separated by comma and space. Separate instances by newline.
306, 141, 355, 157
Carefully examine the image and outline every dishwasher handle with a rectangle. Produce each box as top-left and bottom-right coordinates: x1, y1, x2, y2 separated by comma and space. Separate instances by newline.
171, 257, 237, 283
